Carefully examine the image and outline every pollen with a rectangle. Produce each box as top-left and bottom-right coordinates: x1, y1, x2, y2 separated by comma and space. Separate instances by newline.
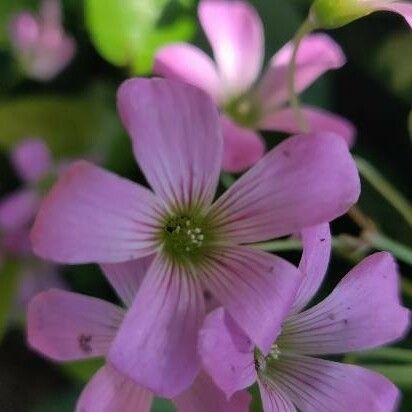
160, 212, 214, 264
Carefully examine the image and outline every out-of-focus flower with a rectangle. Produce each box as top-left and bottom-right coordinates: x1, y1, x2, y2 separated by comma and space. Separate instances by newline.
28, 258, 251, 412
154, 0, 354, 172
31, 78, 360, 397
311, 0, 412, 30
0, 138, 64, 316
199, 225, 410, 411
9, 0, 76, 81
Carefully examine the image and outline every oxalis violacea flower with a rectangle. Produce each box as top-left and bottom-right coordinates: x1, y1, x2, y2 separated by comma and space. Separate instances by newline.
31, 78, 360, 397
199, 224, 410, 411
28, 258, 251, 412
0, 138, 64, 316
154, 0, 355, 172
9, 0, 75, 81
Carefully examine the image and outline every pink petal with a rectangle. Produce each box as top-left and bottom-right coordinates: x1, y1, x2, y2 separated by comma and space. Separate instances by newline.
154, 43, 222, 102
209, 133, 360, 243
9, 12, 40, 50
257, 378, 297, 412
290, 224, 331, 314
282, 252, 410, 355
117, 78, 222, 211
198, 308, 256, 398
379, 1, 412, 28
198, 0, 264, 97
108, 255, 204, 398
201, 247, 302, 353
100, 255, 154, 308
257, 34, 345, 107
31, 161, 162, 264
221, 116, 266, 173
0, 189, 38, 232
76, 364, 153, 412
259, 106, 356, 147
267, 355, 399, 412
28, 289, 124, 361
173, 369, 251, 412
11, 138, 52, 183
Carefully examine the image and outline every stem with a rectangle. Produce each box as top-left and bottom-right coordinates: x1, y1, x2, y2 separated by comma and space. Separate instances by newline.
367, 232, 412, 266
355, 156, 412, 228
251, 239, 302, 252
287, 19, 315, 133
220, 172, 236, 189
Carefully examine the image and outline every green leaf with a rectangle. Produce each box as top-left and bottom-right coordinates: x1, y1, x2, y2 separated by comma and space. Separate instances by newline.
0, 259, 21, 342
85, 0, 195, 74
152, 398, 176, 411
408, 110, 412, 140
366, 364, 412, 388
0, 94, 113, 158
375, 33, 412, 103
350, 347, 412, 363
61, 358, 104, 383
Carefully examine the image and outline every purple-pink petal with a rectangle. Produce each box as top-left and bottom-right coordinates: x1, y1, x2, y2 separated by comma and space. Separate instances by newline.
154, 43, 222, 103
76, 364, 153, 412
198, 0, 264, 97
0, 189, 38, 232
290, 224, 331, 314
209, 133, 360, 243
266, 355, 400, 412
259, 106, 356, 147
31, 161, 162, 264
28, 289, 124, 361
200, 246, 302, 353
282, 252, 410, 355
11, 138, 52, 183
173, 369, 251, 412
198, 308, 256, 398
258, 377, 297, 412
117, 78, 222, 211
257, 34, 345, 107
108, 255, 204, 398
100, 256, 153, 308
221, 115, 266, 172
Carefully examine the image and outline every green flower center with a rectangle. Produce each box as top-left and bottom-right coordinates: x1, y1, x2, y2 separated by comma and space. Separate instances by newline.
160, 211, 214, 265
254, 344, 281, 373
225, 94, 262, 128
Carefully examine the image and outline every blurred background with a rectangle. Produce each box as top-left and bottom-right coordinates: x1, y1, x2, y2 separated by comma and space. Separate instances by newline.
0, 0, 411, 411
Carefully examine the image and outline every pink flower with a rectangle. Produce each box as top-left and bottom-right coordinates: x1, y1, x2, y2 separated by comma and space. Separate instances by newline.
311, 0, 412, 29
9, 0, 75, 81
28, 258, 251, 412
0, 138, 63, 314
31, 78, 360, 397
154, 0, 355, 172
199, 225, 410, 411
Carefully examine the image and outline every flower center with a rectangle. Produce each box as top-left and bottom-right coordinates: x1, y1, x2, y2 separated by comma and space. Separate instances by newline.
225, 94, 262, 128
254, 344, 281, 373
160, 212, 213, 265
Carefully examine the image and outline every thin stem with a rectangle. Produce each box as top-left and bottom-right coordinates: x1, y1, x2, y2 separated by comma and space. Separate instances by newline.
355, 155, 412, 228
367, 232, 412, 266
251, 239, 302, 252
287, 19, 315, 133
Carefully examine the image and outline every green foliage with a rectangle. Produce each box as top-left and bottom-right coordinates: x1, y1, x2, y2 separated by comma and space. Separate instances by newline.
0, 94, 115, 158
0, 260, 21, 342
85, 0, 195, 74
376, 33, 412, 102
62, 358, 104, 383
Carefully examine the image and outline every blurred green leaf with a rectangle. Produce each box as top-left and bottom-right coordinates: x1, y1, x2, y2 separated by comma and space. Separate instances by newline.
0, 94, 113, 158
375, 33, 412, 102
152, 398, 176, 411
367, 364, 412, 388
408, 110, 412, 140
351, 347, 412, 363
85, 0, 195, 74
0, 259, 20, 342
61, 358, 103, 383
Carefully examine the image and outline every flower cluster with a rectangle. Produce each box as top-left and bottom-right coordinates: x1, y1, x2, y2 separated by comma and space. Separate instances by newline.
18, 0, 410, 411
